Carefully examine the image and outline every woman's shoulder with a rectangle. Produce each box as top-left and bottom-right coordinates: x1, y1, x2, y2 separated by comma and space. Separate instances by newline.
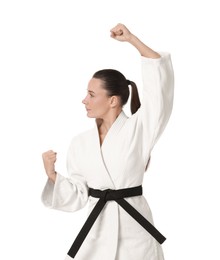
69, 127, 96, 146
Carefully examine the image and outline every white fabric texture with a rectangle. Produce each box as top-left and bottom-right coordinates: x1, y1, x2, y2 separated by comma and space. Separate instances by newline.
42, 53, 174, 260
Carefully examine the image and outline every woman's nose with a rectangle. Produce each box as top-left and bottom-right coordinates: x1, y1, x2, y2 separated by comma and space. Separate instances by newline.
82, 96, 87, 104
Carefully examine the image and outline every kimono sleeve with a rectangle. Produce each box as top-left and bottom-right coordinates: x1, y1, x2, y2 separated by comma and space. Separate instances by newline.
41, 137, 89, 212
138, 52, 174, 161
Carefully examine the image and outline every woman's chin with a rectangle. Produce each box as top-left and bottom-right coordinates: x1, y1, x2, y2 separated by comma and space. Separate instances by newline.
86, 112, 94, 118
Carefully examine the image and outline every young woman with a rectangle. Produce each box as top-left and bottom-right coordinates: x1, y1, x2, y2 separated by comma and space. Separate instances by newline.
42, 23, 174, 260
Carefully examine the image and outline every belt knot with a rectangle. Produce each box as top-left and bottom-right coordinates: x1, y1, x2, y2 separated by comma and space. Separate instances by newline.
102, 189, 111, 202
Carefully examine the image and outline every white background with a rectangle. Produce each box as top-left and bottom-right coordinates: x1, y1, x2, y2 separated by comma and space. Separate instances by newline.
0, 0, 220, 259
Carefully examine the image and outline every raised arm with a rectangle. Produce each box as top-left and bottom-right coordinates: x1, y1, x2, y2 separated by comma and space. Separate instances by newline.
110, 23, 161, 59
111, 23, 174, 164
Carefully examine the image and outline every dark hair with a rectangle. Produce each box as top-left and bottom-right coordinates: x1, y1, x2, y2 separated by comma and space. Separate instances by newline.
92, 69, 141, 114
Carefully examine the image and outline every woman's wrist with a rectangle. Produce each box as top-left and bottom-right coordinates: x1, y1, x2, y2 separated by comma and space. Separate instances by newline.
48, 171, 57, 183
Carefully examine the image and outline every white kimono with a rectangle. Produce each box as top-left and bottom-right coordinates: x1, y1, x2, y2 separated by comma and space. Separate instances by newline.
42, 52, 174, 260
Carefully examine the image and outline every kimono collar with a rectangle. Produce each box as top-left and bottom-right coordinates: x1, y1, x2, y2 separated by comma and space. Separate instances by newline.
94, 110, 128, 148
95, 110, 128, 133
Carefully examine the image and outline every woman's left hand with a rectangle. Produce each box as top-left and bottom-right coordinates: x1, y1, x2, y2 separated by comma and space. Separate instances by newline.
110, 23, 133, 42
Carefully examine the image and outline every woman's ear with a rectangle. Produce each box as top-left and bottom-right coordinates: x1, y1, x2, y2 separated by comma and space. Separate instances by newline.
110, 96, 120, 108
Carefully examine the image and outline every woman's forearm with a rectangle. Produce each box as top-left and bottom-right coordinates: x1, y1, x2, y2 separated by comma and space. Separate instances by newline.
128, 34, 161, 59
110, 23, 160, 59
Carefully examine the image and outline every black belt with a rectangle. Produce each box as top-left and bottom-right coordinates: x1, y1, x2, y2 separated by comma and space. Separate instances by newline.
67, 185, 166, 258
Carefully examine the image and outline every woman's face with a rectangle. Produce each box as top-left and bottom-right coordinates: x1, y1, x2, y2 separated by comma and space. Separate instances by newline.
82, 78, 112, 119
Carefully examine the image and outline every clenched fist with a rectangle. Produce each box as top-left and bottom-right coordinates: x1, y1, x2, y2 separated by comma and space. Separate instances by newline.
42, 150, 57, 182
110, 23, 133, 42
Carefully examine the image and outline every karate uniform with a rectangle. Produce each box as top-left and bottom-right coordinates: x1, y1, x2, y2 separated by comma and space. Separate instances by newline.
42, 52, 174, 260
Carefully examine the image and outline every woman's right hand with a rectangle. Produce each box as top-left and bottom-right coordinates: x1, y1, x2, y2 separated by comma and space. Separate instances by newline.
42, 150, 57, 182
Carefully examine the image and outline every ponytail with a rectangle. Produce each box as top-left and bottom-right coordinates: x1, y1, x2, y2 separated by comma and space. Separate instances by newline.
129, 81, 141, 114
